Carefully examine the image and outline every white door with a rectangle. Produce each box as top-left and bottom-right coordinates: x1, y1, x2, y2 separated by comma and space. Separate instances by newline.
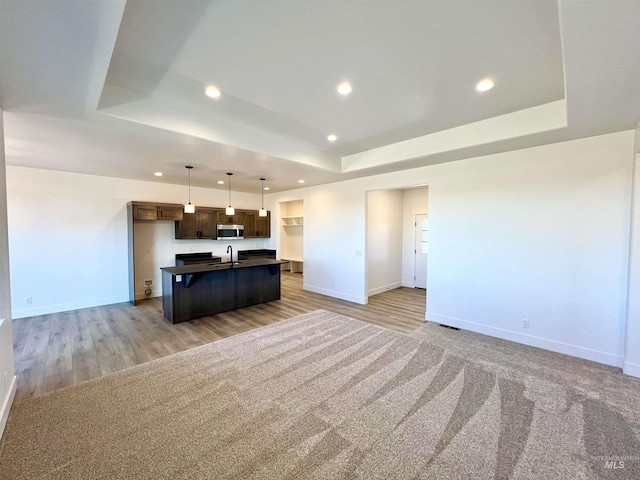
414, 214, 428, 289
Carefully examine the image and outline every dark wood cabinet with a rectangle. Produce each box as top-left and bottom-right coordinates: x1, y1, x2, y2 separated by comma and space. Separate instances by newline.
239, 210, 270, 238
175, 212, 196, 239
242, 211, 257, 238
132, 202, 183, 221
198, 208, 218, 238
175, 207, 218, 239
215, 210, 244, 226
174, 206, 269, 240
257, 212, 271, 238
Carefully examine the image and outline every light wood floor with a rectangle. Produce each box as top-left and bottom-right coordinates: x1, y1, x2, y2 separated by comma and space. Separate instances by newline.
12, 273, 427, 402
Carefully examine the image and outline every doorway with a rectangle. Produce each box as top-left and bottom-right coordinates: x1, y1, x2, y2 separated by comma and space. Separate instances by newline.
278, 199, 304, 274
365, 185, 428, 298
414, 214, 428, 289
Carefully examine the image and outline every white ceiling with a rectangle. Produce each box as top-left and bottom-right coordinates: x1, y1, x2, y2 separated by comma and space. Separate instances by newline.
1, 0, 639, 193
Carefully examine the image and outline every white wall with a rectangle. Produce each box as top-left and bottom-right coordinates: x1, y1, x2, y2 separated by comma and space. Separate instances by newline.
267, 131, 635, 367
6, 166, 265, 317
0, 110, 17, 439
426, 135, 632, 367
366, 189, 403, 296
624, 122, 640, 376
294, 183, 369, 303
401, 187, 429, 287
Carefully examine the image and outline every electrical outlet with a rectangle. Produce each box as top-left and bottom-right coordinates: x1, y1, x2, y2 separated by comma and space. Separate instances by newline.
144, 279, 153, 286
331, 281, 335, 288
523, 319, 531, 329
25, 297, 32, 305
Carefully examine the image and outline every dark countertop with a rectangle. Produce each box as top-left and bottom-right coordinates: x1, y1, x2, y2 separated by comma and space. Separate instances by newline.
175, 252, 213, 259
161, 258, 289, 276
237, 249, 276, 254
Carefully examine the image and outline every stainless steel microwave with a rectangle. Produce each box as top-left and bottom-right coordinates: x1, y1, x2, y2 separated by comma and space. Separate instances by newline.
217, 224, 244, 240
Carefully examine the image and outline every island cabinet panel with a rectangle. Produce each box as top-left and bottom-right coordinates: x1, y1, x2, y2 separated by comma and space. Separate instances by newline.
161, 260, 286, 323
162, 269, 236, 323
233, 264, 280, 307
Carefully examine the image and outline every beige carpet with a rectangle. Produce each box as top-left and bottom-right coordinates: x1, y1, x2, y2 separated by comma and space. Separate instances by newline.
1, 309, 639, 479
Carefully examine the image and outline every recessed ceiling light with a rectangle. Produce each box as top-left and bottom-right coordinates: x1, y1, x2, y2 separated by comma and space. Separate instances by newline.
205, 85, 221, 98
327, 134, 337, 142
298, 180, 305, 184
475, 78, 494, 92
337, 82, 352, 95
264, 187, 270, 191
217, 180, 225, 185
154, 172, 163, 177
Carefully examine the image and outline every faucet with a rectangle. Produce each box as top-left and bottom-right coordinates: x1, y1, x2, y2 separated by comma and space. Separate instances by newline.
226, 245, 233, 263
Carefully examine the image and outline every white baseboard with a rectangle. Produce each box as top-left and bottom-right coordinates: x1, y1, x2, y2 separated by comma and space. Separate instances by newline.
623, 361, 640, 378
12, 294, 130, 319
402, 281, 415, 288
367, 281, 403, 297
426, 312, 623, 368
303, 284, 368, 305
0, 375, 17, 441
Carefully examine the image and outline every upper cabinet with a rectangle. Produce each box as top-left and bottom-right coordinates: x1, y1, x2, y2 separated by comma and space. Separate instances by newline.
130, 202, 183, 221
174, 207, 270, 239
243, 210, 256, 238
242, 210, 271, 238
256, 213, 271, 238
175, 207, 218, 239
216, 210, 244, 226
129, 201, 270, 238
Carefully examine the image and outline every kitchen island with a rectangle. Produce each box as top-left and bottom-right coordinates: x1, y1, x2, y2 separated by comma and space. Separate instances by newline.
160, 259, 289, 323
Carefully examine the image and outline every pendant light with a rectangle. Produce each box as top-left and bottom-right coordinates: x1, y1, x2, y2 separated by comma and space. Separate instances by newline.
225, 172, 235, 215
184, 166, 195, 214
259, 178, 267, 217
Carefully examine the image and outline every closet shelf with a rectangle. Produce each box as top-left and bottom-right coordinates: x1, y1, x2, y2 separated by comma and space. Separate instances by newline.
281, 216, 303, 226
